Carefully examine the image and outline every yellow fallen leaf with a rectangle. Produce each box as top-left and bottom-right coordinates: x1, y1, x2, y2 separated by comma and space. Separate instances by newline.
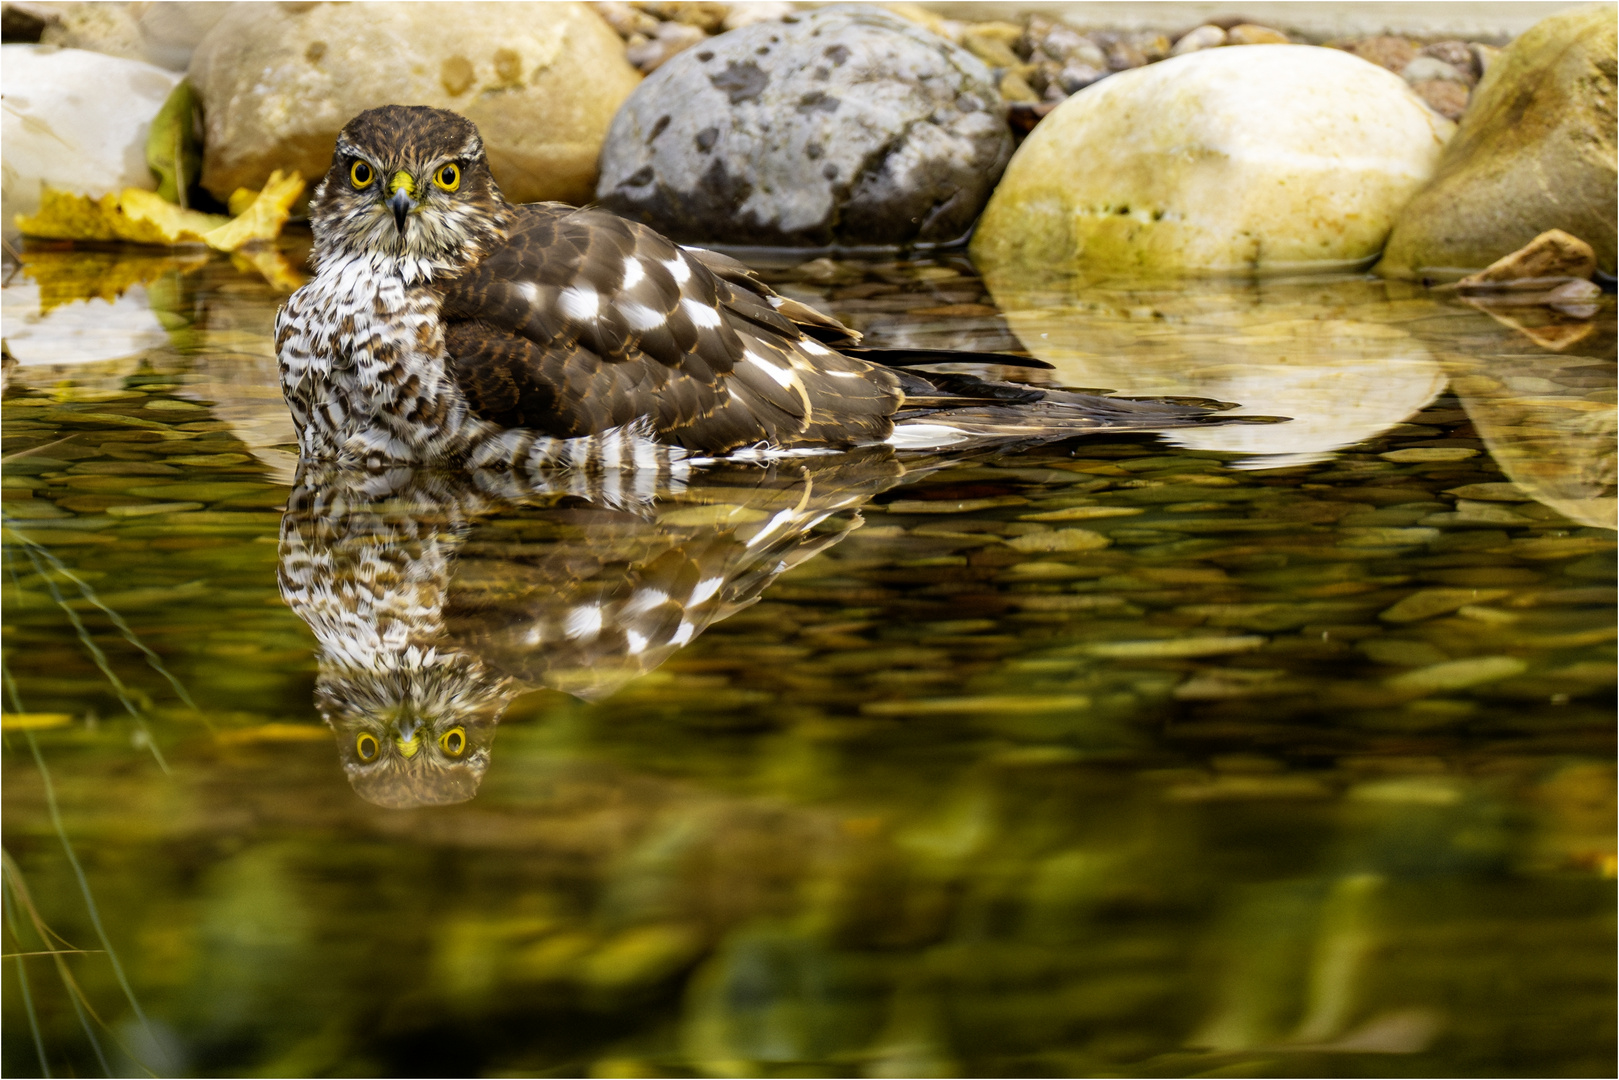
202, 170, 304, 252
14, 189, 122, 241
16, 172, 304, 253
227, 187, 259, 217
119, 188, 229, 243
15, 186, 227, 245
1, 713, 74, 731
230, 247, 309, 292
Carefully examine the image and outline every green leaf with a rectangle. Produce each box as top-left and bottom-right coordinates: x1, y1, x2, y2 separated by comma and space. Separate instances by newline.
145, 79, 203, 207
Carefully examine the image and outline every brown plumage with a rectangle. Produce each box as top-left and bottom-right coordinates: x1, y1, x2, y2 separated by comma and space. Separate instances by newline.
277, 105, 1231, 469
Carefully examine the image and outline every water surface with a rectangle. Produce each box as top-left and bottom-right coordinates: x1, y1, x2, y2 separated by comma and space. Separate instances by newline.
3, 240, 1614, 1077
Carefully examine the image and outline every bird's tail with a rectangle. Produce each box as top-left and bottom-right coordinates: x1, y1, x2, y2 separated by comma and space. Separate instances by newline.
879, 366, 1278, 452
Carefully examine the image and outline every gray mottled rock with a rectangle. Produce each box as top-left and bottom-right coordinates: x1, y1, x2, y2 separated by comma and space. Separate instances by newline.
595, 5, 1011, 247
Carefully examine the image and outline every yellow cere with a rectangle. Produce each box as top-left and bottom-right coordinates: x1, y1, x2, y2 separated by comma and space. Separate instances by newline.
389, 170, 415, 196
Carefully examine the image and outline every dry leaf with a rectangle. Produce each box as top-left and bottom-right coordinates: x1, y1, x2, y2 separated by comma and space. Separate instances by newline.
201, 170, 305, 252
15, 170, 306, 253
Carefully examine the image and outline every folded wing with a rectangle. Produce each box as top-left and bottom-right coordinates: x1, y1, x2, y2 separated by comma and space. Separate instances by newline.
438, 204, 901, 453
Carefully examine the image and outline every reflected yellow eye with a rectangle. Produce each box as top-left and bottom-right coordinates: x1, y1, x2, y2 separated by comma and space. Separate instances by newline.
356, 732, 380, 762
350, 161, 374, 188
439, 727, 467, 757
433, 163, 460, 192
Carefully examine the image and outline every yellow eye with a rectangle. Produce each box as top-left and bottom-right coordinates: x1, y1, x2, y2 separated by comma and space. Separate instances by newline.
433, 163, 460, 192
350, 161, 374, 188
355, 732, 380, 762
439, 727, 467, 757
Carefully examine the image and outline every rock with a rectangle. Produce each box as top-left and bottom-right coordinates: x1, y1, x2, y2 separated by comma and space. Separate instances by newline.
596, 5, 1011, 247
960, 21, 1024, 69
1420, 40, 1477, 80
1402, 56, 1467, 83
1, 44, 179, 234
1226, 24, 1290, 46
999, 69, 1040, 103
1027, 17, 1104, 68
186, 2, 638, 206
1171, 25, 1226, 56
1411, 78, 1470, 120
594, 1, 661, 39
1343, 35, 1418, 73
626, 19, 706, 73
722, 2, 794, 32
1377, 6, 1617, 279
20, 1, 225, 71
1057, 62, 1107, 93
1457, 228, 1597, 286
971, 45, 1454, 276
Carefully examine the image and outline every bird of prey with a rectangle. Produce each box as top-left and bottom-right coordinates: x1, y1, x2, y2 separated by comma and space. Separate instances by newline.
277, 105, 1230, 470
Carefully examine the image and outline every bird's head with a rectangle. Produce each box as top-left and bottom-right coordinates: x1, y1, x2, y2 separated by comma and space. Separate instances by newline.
319, 649, 511, 809
309, 105, 511, 274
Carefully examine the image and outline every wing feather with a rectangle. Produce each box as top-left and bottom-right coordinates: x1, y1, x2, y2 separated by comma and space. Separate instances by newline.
439, 203, 899, 453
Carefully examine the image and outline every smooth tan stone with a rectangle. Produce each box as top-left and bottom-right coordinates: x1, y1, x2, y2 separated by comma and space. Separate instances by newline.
188, 2, 639, 204
971, 45, 1453, 275
1377, 6, 1617, 277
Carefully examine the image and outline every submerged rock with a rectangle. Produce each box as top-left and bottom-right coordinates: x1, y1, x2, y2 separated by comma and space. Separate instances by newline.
595, 5, 1011, 247
1377, 6, 1618, 279
186, 2, 638, 205
0, 44, 179, 232
971, 45, 1453, 275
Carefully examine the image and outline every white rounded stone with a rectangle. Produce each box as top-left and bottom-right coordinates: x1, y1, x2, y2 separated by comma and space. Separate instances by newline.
971, 44, 1456, 275
1, 44, 179, 234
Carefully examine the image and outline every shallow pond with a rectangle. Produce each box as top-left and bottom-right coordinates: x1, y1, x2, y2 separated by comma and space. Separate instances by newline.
2, 238, 1614, 1077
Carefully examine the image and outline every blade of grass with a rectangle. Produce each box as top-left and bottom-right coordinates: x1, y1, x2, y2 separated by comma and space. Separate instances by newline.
5, 887, 53, 1078
0, 663, 159, 1052
9, 540, 169, 772
5, 854, 115, 1077
12, 529, 202, 718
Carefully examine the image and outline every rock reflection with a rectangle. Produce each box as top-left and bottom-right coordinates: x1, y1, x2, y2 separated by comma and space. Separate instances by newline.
1, 247, 206, 373
1428, 299, 1616, 530
279, 455, 908, 807
982, 271, 1446, 469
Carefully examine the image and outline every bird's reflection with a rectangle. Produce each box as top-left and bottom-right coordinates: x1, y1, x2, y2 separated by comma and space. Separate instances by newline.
279, 455, 909, 808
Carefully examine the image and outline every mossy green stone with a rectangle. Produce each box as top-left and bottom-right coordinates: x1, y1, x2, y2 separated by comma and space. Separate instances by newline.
1377, 5, 1618, 277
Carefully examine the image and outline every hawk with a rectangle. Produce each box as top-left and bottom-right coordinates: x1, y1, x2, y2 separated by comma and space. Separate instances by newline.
277, 105, 1227, 469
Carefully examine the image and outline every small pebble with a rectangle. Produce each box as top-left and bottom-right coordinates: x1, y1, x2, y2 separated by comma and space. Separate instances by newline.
1171, 25, 1225, 55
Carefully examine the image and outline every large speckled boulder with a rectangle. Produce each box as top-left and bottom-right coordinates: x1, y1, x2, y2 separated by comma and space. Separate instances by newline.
187, 2, 639, 205
1377, 6, 1617, 279
595, 5, 1011, 246
971, 45, 1454, 275
1, 44, 179, 235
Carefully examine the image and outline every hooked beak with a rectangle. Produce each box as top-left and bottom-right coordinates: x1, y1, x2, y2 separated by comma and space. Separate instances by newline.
394, 716, 421, 759
387, 188, 414, 234
386, 170, 416, 234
